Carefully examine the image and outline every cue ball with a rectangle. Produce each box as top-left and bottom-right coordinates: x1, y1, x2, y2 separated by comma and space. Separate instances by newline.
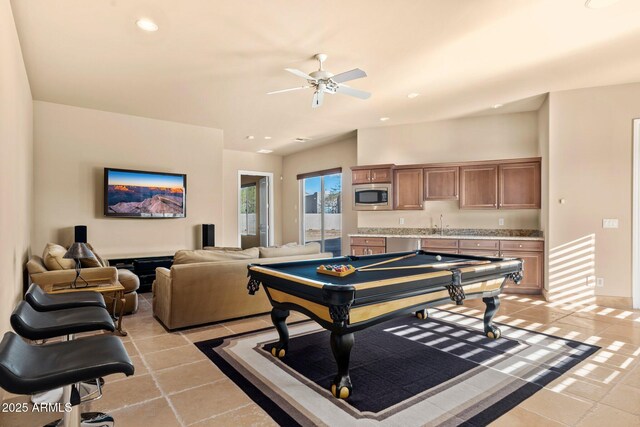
436, 255, 442, 261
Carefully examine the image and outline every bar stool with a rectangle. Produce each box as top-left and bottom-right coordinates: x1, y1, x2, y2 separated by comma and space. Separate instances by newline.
9, 301, 125, 426
25, 283, 107, 312
0, 332, 134, 427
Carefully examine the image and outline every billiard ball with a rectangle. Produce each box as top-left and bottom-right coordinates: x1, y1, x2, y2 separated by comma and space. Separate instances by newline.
436, 255, 442, 261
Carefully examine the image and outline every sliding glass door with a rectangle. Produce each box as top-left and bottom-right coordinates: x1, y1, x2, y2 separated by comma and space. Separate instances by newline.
301, 172, 342, 255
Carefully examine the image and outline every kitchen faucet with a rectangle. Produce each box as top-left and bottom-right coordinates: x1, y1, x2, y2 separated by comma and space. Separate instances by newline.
434, 214, 449, 236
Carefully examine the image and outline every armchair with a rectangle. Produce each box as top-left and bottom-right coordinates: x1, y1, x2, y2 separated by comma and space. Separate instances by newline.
26, 244, 139, 315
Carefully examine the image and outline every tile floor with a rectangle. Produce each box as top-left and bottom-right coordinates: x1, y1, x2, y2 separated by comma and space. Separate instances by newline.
1, 292, 639, 426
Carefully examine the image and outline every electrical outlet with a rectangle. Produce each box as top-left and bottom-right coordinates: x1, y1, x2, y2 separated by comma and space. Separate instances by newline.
602, 219, 619, 229
498, 218, 505, 226
596, 277, 605, 287
585, 276, 595, 287
399, 218, 405, 225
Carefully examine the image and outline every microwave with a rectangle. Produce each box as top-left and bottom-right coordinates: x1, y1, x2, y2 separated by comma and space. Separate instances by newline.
353, 184, 393, 210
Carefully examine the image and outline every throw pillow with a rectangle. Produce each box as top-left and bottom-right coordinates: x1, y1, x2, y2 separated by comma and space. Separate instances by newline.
42, 243, 75, 270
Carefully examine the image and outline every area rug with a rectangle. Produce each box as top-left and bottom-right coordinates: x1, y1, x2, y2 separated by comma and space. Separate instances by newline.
195, 309, 599, 426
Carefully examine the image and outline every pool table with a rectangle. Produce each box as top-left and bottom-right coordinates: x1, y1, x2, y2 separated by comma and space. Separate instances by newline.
247, 250, 523, 399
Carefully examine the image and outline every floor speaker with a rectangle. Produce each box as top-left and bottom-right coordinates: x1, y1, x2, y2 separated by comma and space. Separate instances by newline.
202, 224, 215, 248
74, 225, 88, 243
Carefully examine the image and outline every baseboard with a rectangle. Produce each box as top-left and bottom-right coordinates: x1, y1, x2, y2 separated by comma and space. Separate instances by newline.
595, 295, 633, 310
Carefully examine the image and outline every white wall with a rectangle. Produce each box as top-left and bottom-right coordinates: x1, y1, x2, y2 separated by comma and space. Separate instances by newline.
222, 149, 282, 247
32, 102, 224, 257
357, 112, 540, 230
547, 83, 640, 305
282, 137, 358, 256
0, 0, 33, 337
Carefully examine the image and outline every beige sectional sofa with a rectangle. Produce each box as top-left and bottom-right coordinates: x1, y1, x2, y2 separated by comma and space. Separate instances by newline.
153, 243, 331, 330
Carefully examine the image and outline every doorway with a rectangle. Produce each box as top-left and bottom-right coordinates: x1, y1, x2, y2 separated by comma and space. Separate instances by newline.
633, 119, 640, 309
300, 171, 342, 256
238, 171, 273, 249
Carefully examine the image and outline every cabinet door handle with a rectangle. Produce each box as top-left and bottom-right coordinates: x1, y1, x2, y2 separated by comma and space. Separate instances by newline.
476, 243, 480, 247
519, 244, 523, 248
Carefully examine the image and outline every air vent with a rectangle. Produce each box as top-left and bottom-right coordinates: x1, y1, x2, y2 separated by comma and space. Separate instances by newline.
294, 137, 311, 143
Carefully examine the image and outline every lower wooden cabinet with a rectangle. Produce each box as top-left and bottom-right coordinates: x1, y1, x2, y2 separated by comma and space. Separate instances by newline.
501, 250, 543, 293
350, 237, 386, 256
351, 245, 386, 256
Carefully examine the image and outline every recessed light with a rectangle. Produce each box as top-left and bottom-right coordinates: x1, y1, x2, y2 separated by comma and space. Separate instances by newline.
257, 149, 273, 154
379, 117, 390, 122
407, 93, 420, 99
246, 135, 255, 140
492, 104, 503, 109
264, 136, 272, 140
585, 0, 620, 9
136, 18, 158, 32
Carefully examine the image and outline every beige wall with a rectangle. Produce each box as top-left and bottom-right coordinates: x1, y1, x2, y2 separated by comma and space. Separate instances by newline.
547, 83, 640, 303
0, 0, 33, 337
357, 112, 540, 230
282, 137, 358, 256
32, 101, 224, 257
537, 97, 550, 291
222, 149, 282, 248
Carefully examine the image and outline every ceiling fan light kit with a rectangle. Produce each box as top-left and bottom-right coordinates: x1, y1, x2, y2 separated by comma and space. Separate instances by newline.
268, 53, 371, 108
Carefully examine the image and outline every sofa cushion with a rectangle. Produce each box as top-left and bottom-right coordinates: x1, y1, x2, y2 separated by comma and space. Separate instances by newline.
42, 243, 75, 270
203, 246, 243, 252
258, 242, 321, 258
173, 247, 260, 265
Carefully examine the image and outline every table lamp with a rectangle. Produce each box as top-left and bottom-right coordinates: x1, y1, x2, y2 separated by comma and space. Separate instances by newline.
63, 242, 96, 288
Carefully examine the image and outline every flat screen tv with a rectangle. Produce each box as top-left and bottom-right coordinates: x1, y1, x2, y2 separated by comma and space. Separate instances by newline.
104, 168, 186, 218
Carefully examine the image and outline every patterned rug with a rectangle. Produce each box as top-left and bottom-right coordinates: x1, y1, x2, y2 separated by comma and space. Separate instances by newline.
195, 310, 599, 426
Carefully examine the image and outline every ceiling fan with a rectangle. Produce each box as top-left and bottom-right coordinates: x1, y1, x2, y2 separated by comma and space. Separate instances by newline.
268, 53, 371, 108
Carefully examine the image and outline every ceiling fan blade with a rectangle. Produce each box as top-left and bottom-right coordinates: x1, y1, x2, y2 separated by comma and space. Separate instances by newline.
312, 90, 324, 108
285, 68, 317, 81
335, 85, 371, 100
267, 86, 310, 95
331, 68, 367, 84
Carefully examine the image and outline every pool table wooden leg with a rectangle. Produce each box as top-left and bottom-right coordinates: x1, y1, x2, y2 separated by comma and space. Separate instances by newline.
415, 308, 429, 319
270, 308, 289, 358
482, 296, 502, 339
330, 332, 354, 399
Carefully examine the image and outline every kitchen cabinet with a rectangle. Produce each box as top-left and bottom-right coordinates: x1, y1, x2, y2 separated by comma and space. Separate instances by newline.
499, 162, 541, 209
351, 167, 393, 185
350, 237, 386, 256
393, 168, 423, 210
459, 165, 498, 209
424, 167, 459, 200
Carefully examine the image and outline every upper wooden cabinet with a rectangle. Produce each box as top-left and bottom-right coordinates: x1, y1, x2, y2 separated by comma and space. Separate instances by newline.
394, 168, 423, 210
459, 165, 498, 209
351, 167, 392, 185
424, 167, 459, 200
498, 162, 541, 209
370, 168, 392, 183
352, 169, 371, 185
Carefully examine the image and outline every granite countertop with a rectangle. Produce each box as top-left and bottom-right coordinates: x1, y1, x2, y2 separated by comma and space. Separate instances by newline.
348, 228, 544, 241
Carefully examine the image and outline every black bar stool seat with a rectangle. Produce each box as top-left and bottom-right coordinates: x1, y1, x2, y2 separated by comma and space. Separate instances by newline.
25, 283, 106, 311
0, 332, 134, 395
11, 301, 115, 341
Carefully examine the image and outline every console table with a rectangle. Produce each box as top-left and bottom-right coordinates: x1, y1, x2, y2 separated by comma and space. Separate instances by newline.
108, 255, 174, 292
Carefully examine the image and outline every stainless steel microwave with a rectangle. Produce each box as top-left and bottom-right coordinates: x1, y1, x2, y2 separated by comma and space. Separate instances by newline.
353, 184, 393, 210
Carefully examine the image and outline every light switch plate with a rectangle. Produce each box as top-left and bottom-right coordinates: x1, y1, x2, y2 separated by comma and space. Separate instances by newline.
399, 218, 405, 225
602, 219, 619, 229
498, 218, 505, 226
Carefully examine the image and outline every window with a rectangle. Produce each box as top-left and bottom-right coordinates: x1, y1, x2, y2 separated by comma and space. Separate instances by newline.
240, 184, 256, 236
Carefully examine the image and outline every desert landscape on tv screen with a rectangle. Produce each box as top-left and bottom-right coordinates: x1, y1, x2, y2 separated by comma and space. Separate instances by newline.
106, 170, 185, 217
